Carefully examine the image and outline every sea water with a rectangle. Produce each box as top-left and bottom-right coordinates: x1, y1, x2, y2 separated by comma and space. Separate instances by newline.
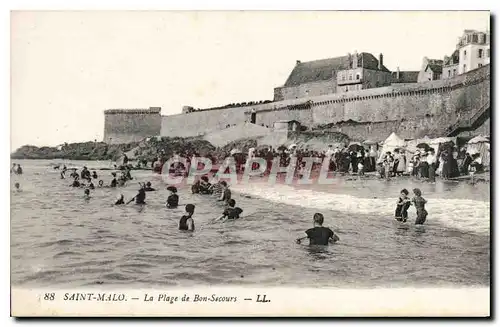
10, 160, 490, 288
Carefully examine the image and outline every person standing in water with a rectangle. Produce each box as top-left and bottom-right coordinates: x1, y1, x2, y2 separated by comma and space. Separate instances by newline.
14, 183, 21, 192
218, 181, 231, 204
179, 204, 195, 231
16, 164, 23, 175
395, 189, 411, 222
296, 213, 339, 245
412, 188, 428, 225
84, 189, 91, 200
127, 188, 146, 205
110, 172, 118, 188
11, 163, 17, 174
166, 187, 179, 208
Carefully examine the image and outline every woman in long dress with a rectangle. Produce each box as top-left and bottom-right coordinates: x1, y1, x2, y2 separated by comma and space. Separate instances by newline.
396, 151, 406, 175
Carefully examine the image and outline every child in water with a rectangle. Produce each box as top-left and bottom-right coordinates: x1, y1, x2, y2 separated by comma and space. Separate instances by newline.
14, 182, 21, 192
412, 188, 428, 225
179, 204, 195, 231
296, 213, 339, 245
395, 189, 411, 222
166, 188, 179, 208
212, 199, 243, 222
84, 189, 91, 200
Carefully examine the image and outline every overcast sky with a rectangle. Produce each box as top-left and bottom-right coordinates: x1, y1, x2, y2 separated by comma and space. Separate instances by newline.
10, 11, 489, 149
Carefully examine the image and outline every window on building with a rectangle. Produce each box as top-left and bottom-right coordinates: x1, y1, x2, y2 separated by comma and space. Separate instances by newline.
478, 63, 483, 68
487, 49, 490, 58
448, 70, 451, 77
345, 87, 348, 92
478, 49, 483, 58
464, 50, 467, 58
348, 74, 352, 80
463, 64, 467, 73
453, 68, 456, 76
341, 73, 345, 81
355, 73, 360, 80
472, 34, 478, 43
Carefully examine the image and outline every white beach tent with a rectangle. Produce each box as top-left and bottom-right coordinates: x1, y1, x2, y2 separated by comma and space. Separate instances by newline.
377, 132, 406, 162
467, 135, 490, 167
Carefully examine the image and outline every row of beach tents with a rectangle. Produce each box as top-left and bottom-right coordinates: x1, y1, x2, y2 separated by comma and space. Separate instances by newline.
378, 132, 490, 167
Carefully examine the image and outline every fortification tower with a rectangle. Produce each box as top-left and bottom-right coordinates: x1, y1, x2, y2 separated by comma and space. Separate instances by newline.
103, 107, 162, 144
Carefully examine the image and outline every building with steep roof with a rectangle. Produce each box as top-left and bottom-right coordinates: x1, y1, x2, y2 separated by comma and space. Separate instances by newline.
418, 57, 444, 83
391, 68, 419, 84
456, 29, 490, 74
273, 51, 392, 101
442, 50, 460, 80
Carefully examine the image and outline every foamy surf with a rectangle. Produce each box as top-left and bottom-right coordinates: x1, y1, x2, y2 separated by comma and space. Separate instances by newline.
233, 183, 490, 235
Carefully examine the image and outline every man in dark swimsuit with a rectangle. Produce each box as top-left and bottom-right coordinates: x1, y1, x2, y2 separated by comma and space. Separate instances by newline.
212, 199, 243, 222
296, 213, 339, 245
179, 204, 195, 231
127, 188, 146, 205
71, 177, 81, 187
166, 188, 179, 208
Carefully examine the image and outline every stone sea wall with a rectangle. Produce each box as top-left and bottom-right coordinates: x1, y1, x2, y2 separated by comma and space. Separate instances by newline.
104, 65, 490, 144
104, 107, 162, 144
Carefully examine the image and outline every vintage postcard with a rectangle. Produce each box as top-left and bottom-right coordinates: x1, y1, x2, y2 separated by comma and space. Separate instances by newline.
10, 10, 490, 317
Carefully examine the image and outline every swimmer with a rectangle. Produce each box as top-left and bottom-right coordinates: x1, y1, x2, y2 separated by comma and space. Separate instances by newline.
84, 189, 91, 200
191, 180, 201, 194
115, 194, 125, 205
81, 166, 90, 180
166, 186, 179, 208
127, 188, 146, 205
212, 199, 243, 222
143, 181, 156, 192
209, 179, 223, 197
70, 169, 79, 179
412, 188, 428, 225
217, 181, 231, 204
179, 204, 195, 231
296, 213, 339, 245
71, 177, 81, 187
88, 181, 95, 190
14, 182, 21, 192
395, 188, 411, 222
62, 165, 67, 173
110, 172, 118, 188
16, 164, 23, 175
200, 176, 211, 194
92, 171, 98, 179
60, 171, 65, 179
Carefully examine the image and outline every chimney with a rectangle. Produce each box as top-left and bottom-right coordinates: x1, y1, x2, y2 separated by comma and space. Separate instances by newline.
296, 60, 301, 65
396, 66, 400, 80
378, 53, 383, 70
353, 51, 358, 69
